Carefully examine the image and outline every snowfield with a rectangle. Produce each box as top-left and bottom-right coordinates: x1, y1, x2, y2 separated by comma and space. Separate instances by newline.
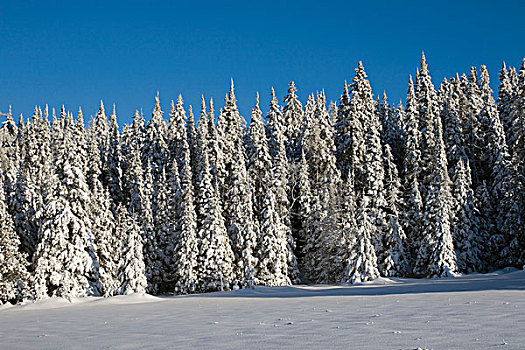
1, 269, 524, 350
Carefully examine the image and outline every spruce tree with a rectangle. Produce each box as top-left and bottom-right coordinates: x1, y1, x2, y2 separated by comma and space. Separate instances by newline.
142, 94, 168, 181
115, 205, 147, 295
172, 142, 199, 294
33, 121, 102, 298
0, 174, 30, 304
247, 94, 290, 286
282, 81, 304, 160
440, 77, 485, 272
218, 80, 259, 287
342, 198, 380, 284
106, 105, 124, 206
301, 92, 343, 283
380, 143, 408, 276
265, 88, 299, 282
413, 54, 457, 277
195, 147, 235, 292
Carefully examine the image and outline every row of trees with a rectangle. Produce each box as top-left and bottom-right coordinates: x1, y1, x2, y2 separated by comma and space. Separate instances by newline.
0, 54, 524, 303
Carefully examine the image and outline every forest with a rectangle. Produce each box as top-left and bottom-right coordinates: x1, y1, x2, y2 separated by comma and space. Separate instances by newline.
0, 54, 524, 303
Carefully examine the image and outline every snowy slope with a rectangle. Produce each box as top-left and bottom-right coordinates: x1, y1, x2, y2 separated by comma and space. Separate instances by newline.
1, 269, 524, 350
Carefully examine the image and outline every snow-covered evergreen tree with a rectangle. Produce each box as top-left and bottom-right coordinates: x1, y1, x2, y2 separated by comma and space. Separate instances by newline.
105, 105, 124, 207
282, 81, 304, 161
143, 94, 168, 181
218, 80, 259, 287
195, 146, 235, 292
265, 88, 299, 283
440, 77, 485, 272
172, 141, 199, 294
33, 119, 101, 298
477, 64, 524, 268
342, 198, 380, 284
380, 143, 408, 276
413, 54, 458, 278
0, 173, 30, 303
247, 94, 290, 286
114, 205, 147, 295
5, 171, 36, 261
301, 91, 343, 283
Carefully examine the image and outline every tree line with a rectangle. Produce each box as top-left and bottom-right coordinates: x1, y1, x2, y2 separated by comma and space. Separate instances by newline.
0, 54, 524, 303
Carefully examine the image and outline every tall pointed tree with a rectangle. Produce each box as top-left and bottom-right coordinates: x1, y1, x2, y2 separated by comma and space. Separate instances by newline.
218, 79, 259, 287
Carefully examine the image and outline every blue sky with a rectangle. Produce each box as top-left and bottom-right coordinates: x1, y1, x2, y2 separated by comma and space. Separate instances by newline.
1, 0, 524, 125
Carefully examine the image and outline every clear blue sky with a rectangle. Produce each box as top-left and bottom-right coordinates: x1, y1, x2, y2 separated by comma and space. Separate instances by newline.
1, 0, 524, 125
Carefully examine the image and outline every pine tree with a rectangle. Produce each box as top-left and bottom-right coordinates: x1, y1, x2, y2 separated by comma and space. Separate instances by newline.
115, 205, 147, 295
121, 109, 146, 206
334, 81, 359, 181
478, 63, 524, 268
195, 147, 235, 292
342, 199, 380, 284
218, 80, 259, 287
0, 106, 19, 187
498, 62, 516, 136
92, 101, 110, 179
143, 94, 168, 181
247, 94, 290, 286
91, 184, 118, 296
378, 92, 405, 168
106, 105, 124, 206
168, 95, 189, 174
440, 77, 485, 273
5, 171, 37, 261
0, 174, 30, 304
172, 144, 199, 294
290, 149, 313, 279
265, 88, 299, 282
282, 81, 304, 160
206, 97, 226, 194
413, 54, 457, 277
380, 143, 408, 276
345, 62, 388, 274
33, 120, 102, 298
23, 106, 52, 227
125, 140, 158, 293
301, 92, 343, 283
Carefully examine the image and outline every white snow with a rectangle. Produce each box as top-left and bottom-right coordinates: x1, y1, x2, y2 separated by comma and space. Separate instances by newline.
1, 269, 524, 349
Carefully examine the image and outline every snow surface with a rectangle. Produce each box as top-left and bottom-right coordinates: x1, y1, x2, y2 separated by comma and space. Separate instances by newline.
1, 269, 524, 349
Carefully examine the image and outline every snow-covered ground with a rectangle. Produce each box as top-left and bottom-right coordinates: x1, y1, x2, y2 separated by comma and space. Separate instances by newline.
1, 269, 524, 350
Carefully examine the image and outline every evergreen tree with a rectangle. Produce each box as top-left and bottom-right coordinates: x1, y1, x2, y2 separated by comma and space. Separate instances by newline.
5, 171, 37, 261
115, 205, 147, 295
498, 62, 516, 136
342, 199, 380, 284
282, 81, 304, 160
106, 105, 124, 206
143, 94, 168, 181
478, 64, 524, 267
345, 62, 388, 273
172, 143, 199, 294
335, 81, 360, 181
290, 149, 313, 279
301, 92, 343, 283
380, 143, 408, 276
413, 54, 457, 277
265, 88, 299, 282
33, 121, 101, 298
206, 98, 226, 194
0, 174, 30, 303
247, 94, 290, 286
168, 95, 189, 174
218, 80, 259, 287
440, 77, 485, 272
195, 147, 235, 292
